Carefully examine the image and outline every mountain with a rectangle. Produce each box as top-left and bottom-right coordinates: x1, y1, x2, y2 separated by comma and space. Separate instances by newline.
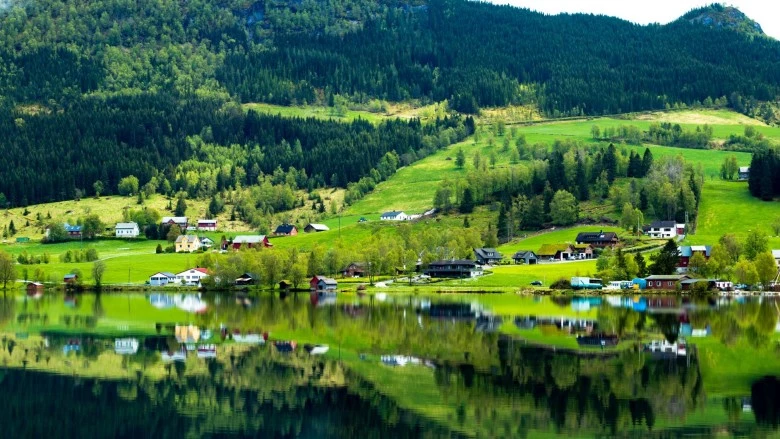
681, 4, 765, 37
0, 0, 777, 207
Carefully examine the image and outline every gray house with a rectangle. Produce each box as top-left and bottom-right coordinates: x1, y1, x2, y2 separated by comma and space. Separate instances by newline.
512, 250, 538, 265
474, 248, 503, 265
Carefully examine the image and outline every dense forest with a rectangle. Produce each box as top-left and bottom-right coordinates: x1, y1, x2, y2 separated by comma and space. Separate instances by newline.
748, 147, 780, 200
0, 0, 777, 206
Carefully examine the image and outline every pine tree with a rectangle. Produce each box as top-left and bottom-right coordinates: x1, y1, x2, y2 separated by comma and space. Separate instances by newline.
649, 239, 680, 275
602, 143, 618, 183
576, 158, 589, 201
455, 148, 465, 168
460, 187, 474, 214
174, 194, 187, 216
634, 252, 647, 277
641, 148, 654, 176
463, 216, 470, 228
8, 220, 16, 236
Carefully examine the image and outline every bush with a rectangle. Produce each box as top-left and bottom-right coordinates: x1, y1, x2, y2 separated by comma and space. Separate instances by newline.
165, 245, 175, 253
550, 278, 572, 290
156, 244, 163, 254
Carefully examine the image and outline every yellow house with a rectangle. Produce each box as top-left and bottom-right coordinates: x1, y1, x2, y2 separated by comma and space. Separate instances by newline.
175, 235, 202, 253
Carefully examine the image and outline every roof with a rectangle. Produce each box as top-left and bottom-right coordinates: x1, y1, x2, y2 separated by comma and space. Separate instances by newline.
474, 248, 503, 259
115, 222, 138, 229
177, 268, 209, 276
428, 260, 478, 266
645, 275, 690, 281
773, 250, 780, 259
306, 223, 330, 231
237, 272, 259, 279
739, 166, 750, 172
678, 245, 711, 257
381, 211, 405, 217
200, 236, 214, 243
162, 216, 187, 224
648, 220, 677, 228
233, 235, 267, 243
64, 274, 78, 279
198, 219, 217, 224
175, 235, 200, 244
150, 272, 177, 278
64, 223, 81, 232
537, 244, 572, 255
680, 278, 717, 285
512, 250, 537, 259
575, 231, 618, 243
319, 277, 338, 285
572, 244, 593, 250
274, 224, 297, 234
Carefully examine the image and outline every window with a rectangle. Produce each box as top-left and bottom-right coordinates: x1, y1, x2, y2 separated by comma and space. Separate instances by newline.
668, 281, 673, 286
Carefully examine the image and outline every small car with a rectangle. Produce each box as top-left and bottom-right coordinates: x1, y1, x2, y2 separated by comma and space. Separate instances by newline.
530, 280, 543, 286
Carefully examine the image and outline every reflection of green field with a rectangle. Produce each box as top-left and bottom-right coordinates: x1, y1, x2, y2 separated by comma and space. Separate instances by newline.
695, 337, 780, 397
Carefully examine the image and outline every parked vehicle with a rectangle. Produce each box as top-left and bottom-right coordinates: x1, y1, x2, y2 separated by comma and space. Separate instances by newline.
530, 280, 543, 286
571, 277, 603, 290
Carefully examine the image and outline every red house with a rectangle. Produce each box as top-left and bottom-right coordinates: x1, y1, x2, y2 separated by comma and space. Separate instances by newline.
678, 246, 712, 271
228, 235, 272, 250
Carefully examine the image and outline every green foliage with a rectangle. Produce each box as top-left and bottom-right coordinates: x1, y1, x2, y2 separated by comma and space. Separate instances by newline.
117, 176, 140, 196
743, 229, 768, 260
549, 190, 578, 226
748, 147, 780, 201
649, 240, 680, 275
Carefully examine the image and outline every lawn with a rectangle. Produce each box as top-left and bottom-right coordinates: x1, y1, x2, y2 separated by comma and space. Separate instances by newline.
497, 225, 626, 256
694, 179, 780, 247
243, 101, 445, 124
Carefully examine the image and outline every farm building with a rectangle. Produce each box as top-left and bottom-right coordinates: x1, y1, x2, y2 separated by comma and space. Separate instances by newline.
644, 221, 686, 239
474, 248, 503, 265
310, 275, 338, 292
342, 262, 366, 277
512, 250, 538, 264
677, 245, 712, 272
175, 235, 202, 253
304, 223, 329, 233
64, 223, 82, 239
424, 260, 483, 278
162, 216, 188, 230
537, 244, 574, 261
176, 268, 209, 286
645, 274, 690, 290
228, 235, 272, 249
115, 222, 140, 238
274, 224, 298, 236
738, 166, 750, 180
197, 219, 217, 231
575, 231, 618, 248
380, 211, 408, 221
149, 272, 177, 287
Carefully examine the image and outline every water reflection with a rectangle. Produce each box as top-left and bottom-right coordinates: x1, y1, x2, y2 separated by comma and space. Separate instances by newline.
0, 290, 777, 437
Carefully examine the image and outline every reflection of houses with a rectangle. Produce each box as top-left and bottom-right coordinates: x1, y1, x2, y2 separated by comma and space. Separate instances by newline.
304, 223, 329, 233
149, 272, 177, 286
473, 248, 503, 265
425, 303, 476, 319
176, 268, 209, 286
114, 338, 139, 355
644, 221, 685, 239
162, 216, 188, 230
512, 250, 538, 264
423, 260, 483, 278
228, 235, 272, 249
175, 325, 200, 343
645, 274, 690, 290
575, 231, 618, 248
197, 219, 217, 231
175, 235, 202, 253
537, 244, 574, 261
310, 275, 338, 292
342, 262, 366, 277
115, 222, 140, 238
678, 245, 712, 272
274, 224, 298, 236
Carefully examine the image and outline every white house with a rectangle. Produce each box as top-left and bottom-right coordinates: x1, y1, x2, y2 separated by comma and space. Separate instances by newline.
380, 211, 408, 221
645, 221, 685, 239
176, 268, 210, 286
115, 222, 140, 238
149, 272, 177, 286
773, 250, 780, 266
738, 166, 750, 181
200, 237, 214, 248
197, 219, 217, 231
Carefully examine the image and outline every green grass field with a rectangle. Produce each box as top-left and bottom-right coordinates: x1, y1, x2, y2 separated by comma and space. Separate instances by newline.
243, 101, 445, 124
497, 225, 626, 255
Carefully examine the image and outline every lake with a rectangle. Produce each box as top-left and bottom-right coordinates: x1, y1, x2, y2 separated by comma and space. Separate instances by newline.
0, 290, 778, 438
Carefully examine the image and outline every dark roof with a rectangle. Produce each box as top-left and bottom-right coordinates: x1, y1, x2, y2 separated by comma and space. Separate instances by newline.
575, 231, 618, 243
274, 224, 297, 234
680, 278, 717, 285
512, 250, 537, 259
645, 275, 690, 281
474, 248, 503, 260
648, 220, 677, 228
428, 260, 478, 267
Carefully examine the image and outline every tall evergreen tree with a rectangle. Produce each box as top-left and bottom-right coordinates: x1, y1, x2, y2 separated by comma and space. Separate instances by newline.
649, 240, 680, 275
602, 143, 618, 183
641, 148, 654, 177
460, 187, 474, 214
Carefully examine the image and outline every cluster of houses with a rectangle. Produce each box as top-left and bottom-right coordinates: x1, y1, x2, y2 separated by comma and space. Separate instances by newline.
509, 230, 619, 265
272, 223, 330, 236
380, 209, 436, 222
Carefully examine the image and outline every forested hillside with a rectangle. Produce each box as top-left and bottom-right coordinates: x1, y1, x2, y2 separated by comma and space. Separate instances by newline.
0, 0, 777, 206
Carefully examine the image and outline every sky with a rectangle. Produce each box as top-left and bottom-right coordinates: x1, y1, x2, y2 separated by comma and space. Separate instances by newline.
487, 1, 780, 39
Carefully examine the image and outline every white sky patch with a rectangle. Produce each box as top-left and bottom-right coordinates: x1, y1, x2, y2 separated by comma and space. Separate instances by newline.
486, 1, 780, 39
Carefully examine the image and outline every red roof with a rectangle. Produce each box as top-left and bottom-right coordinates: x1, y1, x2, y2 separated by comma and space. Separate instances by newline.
194, 268, 209, 274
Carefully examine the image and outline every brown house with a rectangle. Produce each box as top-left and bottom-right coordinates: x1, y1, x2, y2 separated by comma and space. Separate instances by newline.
342, 262, 366, 277
273, 224, 298, 236
575, 231, 619, 248
26, 282, 44, 296
644, 274, 690, 290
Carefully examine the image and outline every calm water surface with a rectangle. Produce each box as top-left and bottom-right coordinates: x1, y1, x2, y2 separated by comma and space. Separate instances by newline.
0, 291, 779, 438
